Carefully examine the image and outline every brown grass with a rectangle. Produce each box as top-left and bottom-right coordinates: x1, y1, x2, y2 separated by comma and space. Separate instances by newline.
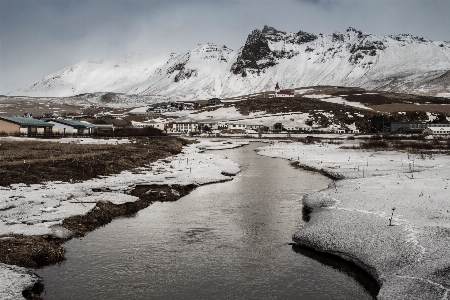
0, 137, 191, 186
357, 136, 450, 153
0, 235, 65, 268
371, 104, 450, 114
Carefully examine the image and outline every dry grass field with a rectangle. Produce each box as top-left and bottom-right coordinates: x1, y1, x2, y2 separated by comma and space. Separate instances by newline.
0, 138, 189, 186
370, 103, 450, 114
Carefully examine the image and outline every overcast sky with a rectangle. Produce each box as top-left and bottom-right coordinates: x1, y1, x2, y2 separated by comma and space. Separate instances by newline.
1, 0, 449, 94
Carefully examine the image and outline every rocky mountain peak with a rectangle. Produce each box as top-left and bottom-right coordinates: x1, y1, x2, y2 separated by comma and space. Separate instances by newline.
262, 25, 287, 37
231, 28, 275, 76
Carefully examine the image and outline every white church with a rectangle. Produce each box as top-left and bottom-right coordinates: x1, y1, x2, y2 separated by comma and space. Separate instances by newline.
274, 83, 294, 98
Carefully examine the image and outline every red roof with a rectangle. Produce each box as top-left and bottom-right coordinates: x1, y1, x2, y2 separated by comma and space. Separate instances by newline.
279, 90, 293, 95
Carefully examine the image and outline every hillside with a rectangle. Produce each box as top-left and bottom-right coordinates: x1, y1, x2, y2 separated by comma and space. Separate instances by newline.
8, 26, 450, 100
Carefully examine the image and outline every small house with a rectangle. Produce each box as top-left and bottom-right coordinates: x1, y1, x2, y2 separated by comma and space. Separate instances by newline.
95, 124, 115, 133
334, 127, 359, 134
423, 127, 450, 135
208, 98, 222, 105
132, 120, 166, 131
168, 122, 198, 133
42, 112, 58, 118
227, 123, 247, 130
45, 119, 95, 135
245, 124, 266, 131
0, 116, 54, 135
197, 121, 218, 131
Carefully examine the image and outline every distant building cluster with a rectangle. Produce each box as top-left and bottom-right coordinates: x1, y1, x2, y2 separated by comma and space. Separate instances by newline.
1, 86, 449, 137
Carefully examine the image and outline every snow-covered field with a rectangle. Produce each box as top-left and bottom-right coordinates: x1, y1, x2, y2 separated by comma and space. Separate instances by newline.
303, 94, 372, 110
0, 138, 245, 299
257, 140, 450, 299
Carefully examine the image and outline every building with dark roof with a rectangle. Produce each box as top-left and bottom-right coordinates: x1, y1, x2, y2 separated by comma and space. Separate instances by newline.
45, 119, 96, 135
208, 98, 222, 105
0, 116, 54, 135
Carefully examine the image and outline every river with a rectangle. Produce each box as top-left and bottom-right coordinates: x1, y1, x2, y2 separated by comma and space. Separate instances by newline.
36, 142, 377, 299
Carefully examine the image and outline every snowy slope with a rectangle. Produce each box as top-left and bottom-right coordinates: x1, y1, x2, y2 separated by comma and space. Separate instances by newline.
9, 26, 450, 99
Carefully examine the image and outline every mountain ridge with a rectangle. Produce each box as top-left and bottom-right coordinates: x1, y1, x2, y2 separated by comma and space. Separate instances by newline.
9, 26, 450, 99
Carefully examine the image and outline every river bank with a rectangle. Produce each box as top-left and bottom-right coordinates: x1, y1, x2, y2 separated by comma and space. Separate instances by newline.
0, 137, 244, 299
257, 139, 450, 299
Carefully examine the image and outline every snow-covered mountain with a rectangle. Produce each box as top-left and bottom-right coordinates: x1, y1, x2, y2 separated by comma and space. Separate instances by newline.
9, 26, 450, 99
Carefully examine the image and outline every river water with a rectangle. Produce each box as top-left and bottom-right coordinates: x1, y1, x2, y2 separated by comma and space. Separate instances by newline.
36, 142, 377, 299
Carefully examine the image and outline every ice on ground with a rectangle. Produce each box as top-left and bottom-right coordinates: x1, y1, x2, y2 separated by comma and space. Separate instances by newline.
0, 263, 41, 300
303, 94, 372, 110
0, 139, 242, 237
0, 138, 243, 296
319, 96, 372, 110
257, 140, 450, 300
181, 106, 245, 121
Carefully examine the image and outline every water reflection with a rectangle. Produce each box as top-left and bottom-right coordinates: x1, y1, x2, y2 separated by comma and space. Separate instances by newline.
292, 245, 380, 297
36, 142, 376, 300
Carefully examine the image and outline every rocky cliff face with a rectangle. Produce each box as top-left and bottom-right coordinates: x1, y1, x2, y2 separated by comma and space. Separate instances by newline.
231, 26, 320, 76
231, 28, 276, 76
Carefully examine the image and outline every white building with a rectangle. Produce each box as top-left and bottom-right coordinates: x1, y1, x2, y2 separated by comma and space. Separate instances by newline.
45, 119, 94, 135
168, 122, 198, 133
132, 120, 166, 131
423, 127, 450, 135
227, 123, 247, 130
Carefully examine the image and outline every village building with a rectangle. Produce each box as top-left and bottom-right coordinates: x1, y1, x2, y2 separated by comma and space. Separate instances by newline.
94, 124, 115, 133
245, 124, 266, 131
67, 114, 90, 120
94, 112, 112, 119
227, 123, 247, 130
167, 122, 198, 133
182, 103, 196, 110
334, 127, 359, 134
41, 112, 58, 118
153, 107, 168, 114
197, 121, 219, 132
374, 121, 450, 134
208, 98, 222, 105
0, 116, 54, 135
284, 125, 312, 132
131, 120, 166, 131
423, 126, 450, 135
45, 119, 96, 135
216, 121, 228, 130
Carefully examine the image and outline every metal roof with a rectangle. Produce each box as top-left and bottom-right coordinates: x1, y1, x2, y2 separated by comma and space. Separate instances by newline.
0, 116, 54, 126
47, 119, 94, 128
